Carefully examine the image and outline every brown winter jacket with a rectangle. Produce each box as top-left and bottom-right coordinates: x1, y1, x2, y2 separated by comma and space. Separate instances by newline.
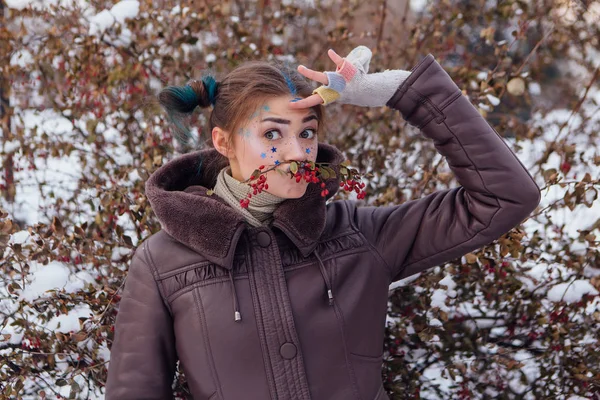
105, 54, 541, 400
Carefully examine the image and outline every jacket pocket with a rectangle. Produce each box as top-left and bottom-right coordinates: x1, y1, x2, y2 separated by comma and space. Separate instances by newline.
349, 351, 385, 400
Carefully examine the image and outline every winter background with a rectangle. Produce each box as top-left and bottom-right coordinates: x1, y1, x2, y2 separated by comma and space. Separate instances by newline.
1, 0, 599, 398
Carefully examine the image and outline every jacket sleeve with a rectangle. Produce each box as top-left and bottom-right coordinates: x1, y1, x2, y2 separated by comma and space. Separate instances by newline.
352, 54, 541, 283
105, 242, 177, 399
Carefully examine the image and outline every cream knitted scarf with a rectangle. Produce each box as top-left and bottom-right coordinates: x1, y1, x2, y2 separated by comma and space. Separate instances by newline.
212, 166, 286, 227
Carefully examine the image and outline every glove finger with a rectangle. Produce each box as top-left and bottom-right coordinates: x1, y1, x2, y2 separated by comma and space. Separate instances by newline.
289, 93, 325, 108
323, 71, 346, 92
344, 45, 372, 73
298, 65, 329, 85
335, 60, 358, 82
312, 87, 340, 105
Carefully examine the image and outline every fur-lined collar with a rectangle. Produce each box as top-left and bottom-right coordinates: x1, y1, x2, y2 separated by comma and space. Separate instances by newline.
145, 143, 346, 270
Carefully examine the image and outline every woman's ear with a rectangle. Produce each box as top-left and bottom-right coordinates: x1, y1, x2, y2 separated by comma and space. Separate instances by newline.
212, 127, 235, 159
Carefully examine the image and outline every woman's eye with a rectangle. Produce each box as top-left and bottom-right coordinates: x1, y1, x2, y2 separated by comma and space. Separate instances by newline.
264, 130, 282, 140
300, 128, 316, 139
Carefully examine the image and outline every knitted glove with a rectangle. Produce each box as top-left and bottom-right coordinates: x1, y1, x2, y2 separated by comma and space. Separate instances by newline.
312, 46, 412, 108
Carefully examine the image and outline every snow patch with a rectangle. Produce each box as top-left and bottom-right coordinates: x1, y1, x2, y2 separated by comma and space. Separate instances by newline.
10, 49, 34, 67
547, 280, 599, 304
20, 262, 96, 301
20, 261, 71, 301
47, 304, 93, 333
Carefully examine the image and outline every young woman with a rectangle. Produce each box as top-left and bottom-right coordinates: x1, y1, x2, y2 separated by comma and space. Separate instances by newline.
105, 46, 541, 399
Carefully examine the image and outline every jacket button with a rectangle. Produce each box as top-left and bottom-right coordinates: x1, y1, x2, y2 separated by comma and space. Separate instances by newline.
280, 342, 297, 360
256, 231, 271, 247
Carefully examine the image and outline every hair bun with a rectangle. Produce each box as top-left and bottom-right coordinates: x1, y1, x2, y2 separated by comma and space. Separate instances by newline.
187, 78, 215, 108
201, 76, 219, 106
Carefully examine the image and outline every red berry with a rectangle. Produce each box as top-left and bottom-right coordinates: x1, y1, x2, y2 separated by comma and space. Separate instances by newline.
560, 161, 571, 174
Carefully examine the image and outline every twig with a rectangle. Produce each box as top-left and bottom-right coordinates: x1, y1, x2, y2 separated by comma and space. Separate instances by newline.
513, 24, 556, 76
375, 0, 388, 54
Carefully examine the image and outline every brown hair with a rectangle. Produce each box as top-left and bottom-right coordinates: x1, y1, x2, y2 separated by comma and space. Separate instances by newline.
158, 61, 326, 153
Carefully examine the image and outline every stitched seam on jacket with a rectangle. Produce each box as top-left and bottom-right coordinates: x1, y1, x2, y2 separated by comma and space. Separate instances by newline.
142, 243, 173, 316
320, 228, 358, 242
267, 245, 297, 399
328, 255, 362, 399
156, 261, 221, 279
280, 232, 365, 269
166, 275, 249, 303
401, 113, 502, 271
349, 351, 384, 362
270, 243, 294, 399
330, 285, 363, 400
387, 55, 434, 107
246, 246, 277, 400
406, 87, 445, 124
270, 246, 295, 400
270, 240, 312, 399
156, 258, 247, 280
192, 288, 223, 399
343, 201, 394, 281
260, 246, 284, 398
285, 247, 370, 273
417, 115, 435, 130
439, 91, 463, 110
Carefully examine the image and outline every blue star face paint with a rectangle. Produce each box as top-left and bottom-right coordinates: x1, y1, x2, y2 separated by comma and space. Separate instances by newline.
305, 148, 311, 154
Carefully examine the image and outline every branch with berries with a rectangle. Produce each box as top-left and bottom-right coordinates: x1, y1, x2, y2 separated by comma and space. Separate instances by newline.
238, 160, 371, 208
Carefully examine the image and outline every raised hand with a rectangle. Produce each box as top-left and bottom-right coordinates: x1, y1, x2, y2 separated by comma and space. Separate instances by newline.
290, 45, 412, 109
289, 49, 346, 109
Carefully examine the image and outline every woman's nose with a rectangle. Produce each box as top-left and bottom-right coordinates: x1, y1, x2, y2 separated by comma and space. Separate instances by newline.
284, 138, 306, 161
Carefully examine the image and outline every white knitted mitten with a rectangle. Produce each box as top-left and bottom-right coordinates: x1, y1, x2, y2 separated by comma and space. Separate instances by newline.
314, 46, 412, 108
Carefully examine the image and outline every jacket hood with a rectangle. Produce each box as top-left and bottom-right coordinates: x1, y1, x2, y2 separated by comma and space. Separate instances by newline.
145, 143, 346, 270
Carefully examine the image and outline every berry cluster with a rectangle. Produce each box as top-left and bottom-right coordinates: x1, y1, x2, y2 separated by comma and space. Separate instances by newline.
239, 160, 370, 208
340, 179, 366, 200
239, 165, 269, 208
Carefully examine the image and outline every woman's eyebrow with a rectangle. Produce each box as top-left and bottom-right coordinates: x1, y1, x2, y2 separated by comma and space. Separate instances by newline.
261, 115, 318, 124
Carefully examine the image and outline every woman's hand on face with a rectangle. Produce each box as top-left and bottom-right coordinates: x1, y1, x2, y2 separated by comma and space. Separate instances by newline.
288, 49, 345, 109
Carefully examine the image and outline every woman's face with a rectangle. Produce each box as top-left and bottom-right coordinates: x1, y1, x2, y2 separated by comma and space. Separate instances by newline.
226, 95, 320, 199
